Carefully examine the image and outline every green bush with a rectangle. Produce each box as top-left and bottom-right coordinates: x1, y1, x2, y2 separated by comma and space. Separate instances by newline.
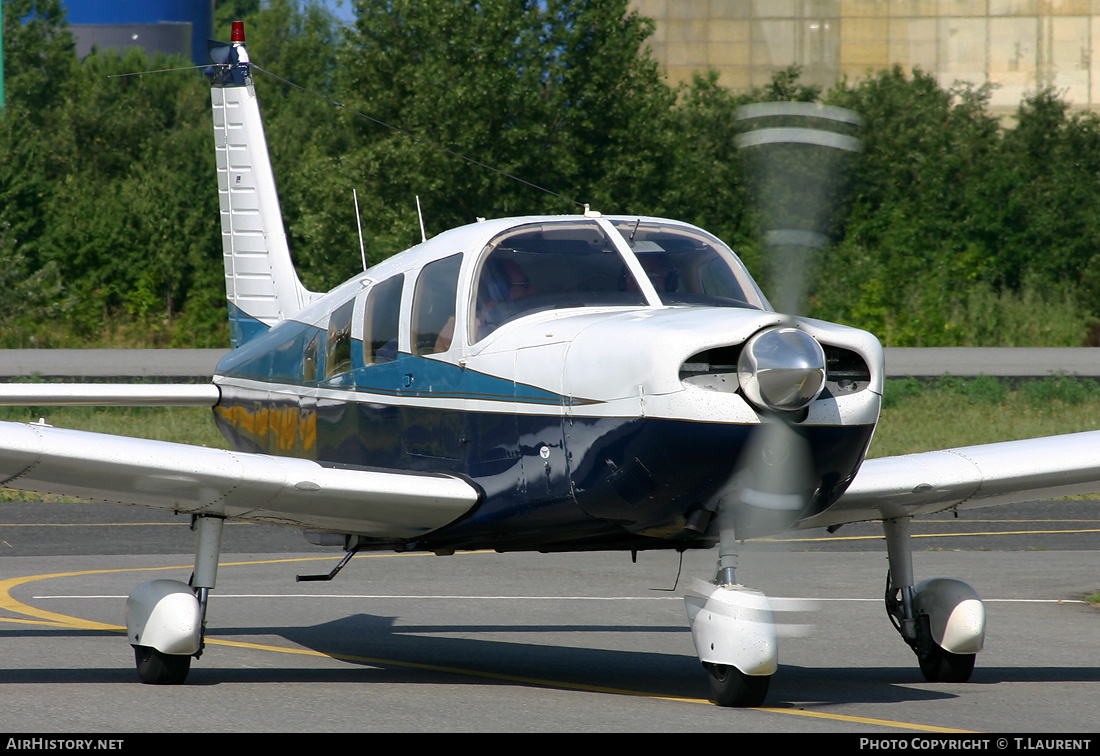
881, 377, 925, 408
1018, 375, 1100, 405
962, 375, 1008, 405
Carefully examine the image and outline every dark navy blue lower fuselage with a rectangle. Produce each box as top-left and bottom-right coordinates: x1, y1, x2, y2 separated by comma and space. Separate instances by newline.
213, 381, 875, 553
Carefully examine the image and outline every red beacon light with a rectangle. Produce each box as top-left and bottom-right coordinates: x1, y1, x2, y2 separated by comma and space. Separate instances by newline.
231, 21, 246, 43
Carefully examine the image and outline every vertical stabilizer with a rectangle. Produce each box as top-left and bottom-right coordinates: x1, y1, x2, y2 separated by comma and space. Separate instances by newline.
209, 23, 311, 348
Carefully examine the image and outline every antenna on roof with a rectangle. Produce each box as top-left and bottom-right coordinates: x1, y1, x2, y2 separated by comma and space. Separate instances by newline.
415, 196, 427, 243
353, 189, 367, 272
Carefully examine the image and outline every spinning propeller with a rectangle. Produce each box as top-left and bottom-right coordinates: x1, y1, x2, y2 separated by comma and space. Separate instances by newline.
712, 103, 862, 569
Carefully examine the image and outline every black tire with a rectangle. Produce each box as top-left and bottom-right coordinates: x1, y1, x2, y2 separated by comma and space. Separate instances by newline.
704, 663, 770, 707
133, 645, 191, 685
918, 646, 976, 683
915, 615, 975, 682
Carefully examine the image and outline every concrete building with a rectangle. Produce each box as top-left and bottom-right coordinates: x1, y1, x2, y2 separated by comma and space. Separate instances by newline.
632, 1, 1100, 111
65, 0, 214, 65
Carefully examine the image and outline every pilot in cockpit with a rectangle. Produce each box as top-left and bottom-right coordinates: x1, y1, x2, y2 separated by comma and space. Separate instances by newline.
633, 252, 675, 293
475, 257, 537, 338
481, 258, 535, 307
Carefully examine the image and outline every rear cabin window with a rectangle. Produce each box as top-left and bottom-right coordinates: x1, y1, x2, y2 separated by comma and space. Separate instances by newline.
362, 274, 403, 365
303, 331, 320, 382
324, 299, 355, 379
412, 253, 462, 355
471, 221, 646, 342
610, 221, 766, 310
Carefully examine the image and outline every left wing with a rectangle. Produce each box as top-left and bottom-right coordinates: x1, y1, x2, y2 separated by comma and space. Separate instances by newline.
801, 430, 1100, 529
0, 383, 219, 407
0, 420, 479, 538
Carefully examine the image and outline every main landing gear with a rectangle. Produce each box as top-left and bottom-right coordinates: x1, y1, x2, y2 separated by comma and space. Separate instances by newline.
124, 515, 224, 684
883, 517, 985, 683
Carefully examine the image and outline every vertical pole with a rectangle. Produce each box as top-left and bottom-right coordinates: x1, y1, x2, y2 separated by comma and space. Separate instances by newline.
1, 2, 6, 114
354, 189, 367, 272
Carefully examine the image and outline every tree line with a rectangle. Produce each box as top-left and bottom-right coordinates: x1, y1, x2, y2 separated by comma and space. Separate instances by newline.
2, 0, 1098, 348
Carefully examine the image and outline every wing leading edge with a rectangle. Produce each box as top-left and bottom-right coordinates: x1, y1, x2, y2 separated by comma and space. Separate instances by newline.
800, 430, 1100, 529
0, 420, 479, 538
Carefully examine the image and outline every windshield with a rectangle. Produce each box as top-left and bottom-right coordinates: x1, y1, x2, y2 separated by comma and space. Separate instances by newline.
610, 220, 767, 310
471, 221, 647, 342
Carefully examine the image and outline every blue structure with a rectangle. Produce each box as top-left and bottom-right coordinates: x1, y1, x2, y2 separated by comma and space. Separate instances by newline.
64, 0, 215, 65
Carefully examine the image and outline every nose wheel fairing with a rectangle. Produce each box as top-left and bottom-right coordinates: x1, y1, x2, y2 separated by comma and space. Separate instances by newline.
685, 585, 778, 676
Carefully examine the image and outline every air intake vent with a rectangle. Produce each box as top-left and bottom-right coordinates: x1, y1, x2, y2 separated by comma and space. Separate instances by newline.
679, 345, 742, 391
823, 346, 870, 383
822, 345, 871, 395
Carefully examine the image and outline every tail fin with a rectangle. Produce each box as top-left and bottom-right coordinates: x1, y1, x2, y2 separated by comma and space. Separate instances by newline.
208, 22, 311, 348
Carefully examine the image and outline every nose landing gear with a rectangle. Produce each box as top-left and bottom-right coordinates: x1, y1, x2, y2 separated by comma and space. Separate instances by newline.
684, 526, 777, 707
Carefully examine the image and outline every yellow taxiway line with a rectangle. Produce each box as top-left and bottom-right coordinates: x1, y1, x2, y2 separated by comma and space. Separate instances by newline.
769, 528, 1100, 543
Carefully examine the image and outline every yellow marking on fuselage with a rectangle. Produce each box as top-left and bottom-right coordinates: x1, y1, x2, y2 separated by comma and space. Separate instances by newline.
215, 403, 316, 453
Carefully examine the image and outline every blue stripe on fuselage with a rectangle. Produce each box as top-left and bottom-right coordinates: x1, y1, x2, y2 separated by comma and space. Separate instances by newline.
215, 319, 577, 406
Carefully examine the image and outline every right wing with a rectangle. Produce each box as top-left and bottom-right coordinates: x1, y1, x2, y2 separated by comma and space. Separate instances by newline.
0, 420, 479, 538
800, 430, 1100, 530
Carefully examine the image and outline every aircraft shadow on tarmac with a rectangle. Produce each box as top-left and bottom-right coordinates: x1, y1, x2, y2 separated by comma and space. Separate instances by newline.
2, 613, 1097, 705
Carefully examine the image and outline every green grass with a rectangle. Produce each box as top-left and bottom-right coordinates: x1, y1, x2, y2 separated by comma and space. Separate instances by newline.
0, 406, 227, 503
870, 376, 1100, 458
0, 405, 227, 447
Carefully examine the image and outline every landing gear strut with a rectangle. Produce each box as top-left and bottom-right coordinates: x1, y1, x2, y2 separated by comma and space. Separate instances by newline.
684, 519, 777, 707
125, 514, 225, 684
883, 517, 984, 683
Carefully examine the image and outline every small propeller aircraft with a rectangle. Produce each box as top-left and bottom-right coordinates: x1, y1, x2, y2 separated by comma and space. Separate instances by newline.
1, 22, 1099, 707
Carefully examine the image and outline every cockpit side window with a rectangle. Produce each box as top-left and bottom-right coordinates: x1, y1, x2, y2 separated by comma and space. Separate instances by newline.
324, 299, 355, 379
362, 274, 403, 365
412, 253, 462, 355
471, 221, 647, 342
610, 221, 767, 310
